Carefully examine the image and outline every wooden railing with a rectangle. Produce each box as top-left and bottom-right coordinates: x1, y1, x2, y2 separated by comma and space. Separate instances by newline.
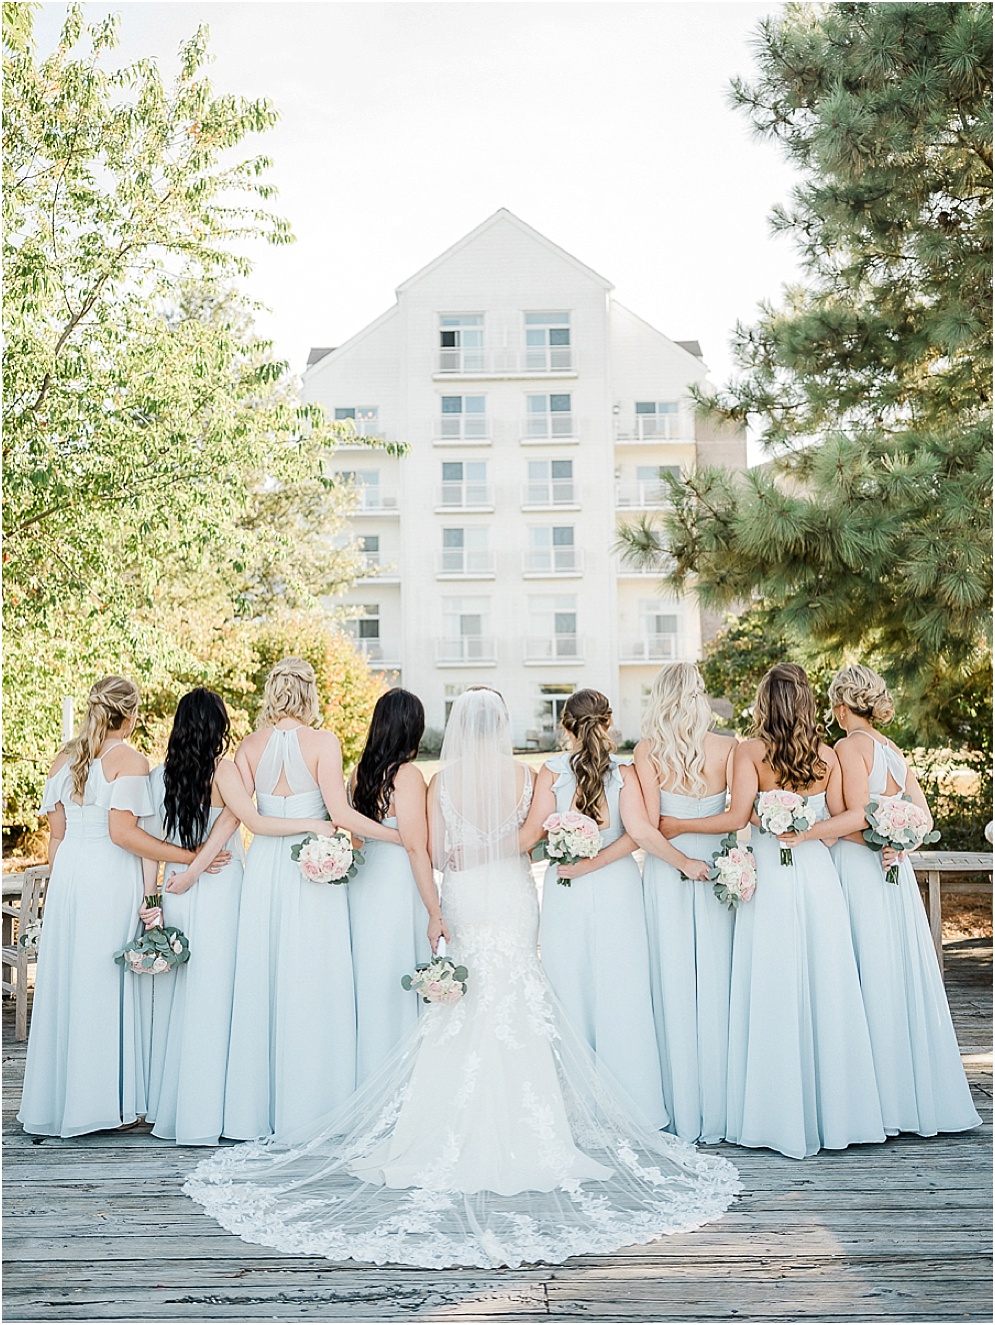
909, 851, 993, 977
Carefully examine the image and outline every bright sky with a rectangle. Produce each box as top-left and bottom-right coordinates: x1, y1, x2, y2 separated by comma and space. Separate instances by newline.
37, 1, 802, 463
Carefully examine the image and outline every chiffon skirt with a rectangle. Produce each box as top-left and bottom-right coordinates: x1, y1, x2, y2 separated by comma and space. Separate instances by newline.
832, 841, 980, 1136
725, 833, 886, 1158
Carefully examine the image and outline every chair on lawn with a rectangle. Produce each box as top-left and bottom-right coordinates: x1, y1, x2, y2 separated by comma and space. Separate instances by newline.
1, 866, 51, 1041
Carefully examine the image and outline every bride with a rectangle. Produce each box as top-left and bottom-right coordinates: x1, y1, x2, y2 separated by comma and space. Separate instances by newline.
185, 687, 740, 1268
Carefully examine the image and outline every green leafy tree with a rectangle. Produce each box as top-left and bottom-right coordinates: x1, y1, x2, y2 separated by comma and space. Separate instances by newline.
619, 2, 992, 743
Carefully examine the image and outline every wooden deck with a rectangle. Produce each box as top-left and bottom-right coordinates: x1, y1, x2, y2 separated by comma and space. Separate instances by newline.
3, 938, 991, 1324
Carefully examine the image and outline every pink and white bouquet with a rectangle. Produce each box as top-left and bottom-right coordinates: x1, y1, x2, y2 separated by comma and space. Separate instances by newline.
708, 833, 757, 910
755, 790, 819, 866
537, 811, 602, 886
115, 894, 191, 975
291, 831, 364, 884
863, 795, 939, 883
401, 945, 468, 1004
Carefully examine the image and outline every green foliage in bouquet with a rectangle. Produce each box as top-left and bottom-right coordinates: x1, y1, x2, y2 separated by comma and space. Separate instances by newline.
401, 956, 469, 1004
114, 896, 190, 974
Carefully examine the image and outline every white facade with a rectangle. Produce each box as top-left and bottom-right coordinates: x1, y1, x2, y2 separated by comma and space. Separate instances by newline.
303, 210, 745, 745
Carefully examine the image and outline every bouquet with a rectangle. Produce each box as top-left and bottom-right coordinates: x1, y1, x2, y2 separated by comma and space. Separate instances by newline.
401, 939, 468, 1004
536, 811, 602, 886
755, 791, 819, 866
863, 795, 939, 884
291, 831, 364, 884
114, 895, 190, 975
18, 917, 42, 955
708, 833, 757, 910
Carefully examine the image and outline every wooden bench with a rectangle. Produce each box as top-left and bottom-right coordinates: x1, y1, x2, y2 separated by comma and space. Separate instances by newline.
1, 866, 50, 1041
908, 851, 993, 977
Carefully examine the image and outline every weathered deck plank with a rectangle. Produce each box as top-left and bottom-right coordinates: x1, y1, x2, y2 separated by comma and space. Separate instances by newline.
3, 939, 991, 1323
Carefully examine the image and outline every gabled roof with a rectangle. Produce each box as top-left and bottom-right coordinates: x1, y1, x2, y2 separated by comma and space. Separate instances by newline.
302, 303, 399, 380
307, 347, 336, 366
612, 300, 710, 371
395, 208, 614, 295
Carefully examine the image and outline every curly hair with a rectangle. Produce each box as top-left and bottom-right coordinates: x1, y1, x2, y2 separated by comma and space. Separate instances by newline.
753, 663, 827, 792
258, 657, 320, 728
66, 676, 140, 802
561, 689, 615, 826
641, 662, 712, 796
352, 689, 425, 824
163, 689, 232, 851
827, 664, 895, 726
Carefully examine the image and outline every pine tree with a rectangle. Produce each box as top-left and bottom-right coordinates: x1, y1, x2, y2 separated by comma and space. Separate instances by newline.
619, 2, 992, 744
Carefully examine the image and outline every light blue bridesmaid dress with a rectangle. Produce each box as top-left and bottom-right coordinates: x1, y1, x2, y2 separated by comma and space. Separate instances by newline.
538, 754, 668, 1130
143, 765, 246, 1145
725, 793, 886, 1159
18, 755, 151, 1136
223, 728, 356, 1139
644, 789, 734, 1143
831, 736, 981, 1136
348, 812, 432, 1086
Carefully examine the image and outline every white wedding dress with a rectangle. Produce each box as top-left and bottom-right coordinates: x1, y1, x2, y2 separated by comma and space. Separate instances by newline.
185, 692, 739, 1268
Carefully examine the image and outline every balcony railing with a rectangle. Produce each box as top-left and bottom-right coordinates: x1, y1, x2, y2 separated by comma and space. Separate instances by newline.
356, 552, 399, 579
437, 549, 496, 577
614, 415, 688, 442
352, 486, 400, 514
435, 636, 496, 664
334, 419, 384, 443
522, 547, 583, 575
615, 480, 672, 509
621, 635, 681, 662
433, 415, 490, 442
434, 348, 576, 376
521, 480, 578, 507
522, 345, 574, 373
436, 347, 489, 375
347, 637, 395, 664
436, 482, 494, 509
524, 635, 583, 662
521, 413, 575, 441
615, 553, 675, 578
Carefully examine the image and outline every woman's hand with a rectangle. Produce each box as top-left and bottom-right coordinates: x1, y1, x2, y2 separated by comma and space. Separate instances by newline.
164, 870, 196, 895
204, 850, 232, 874
428, 914, 451, 952
139, 903, 162, 928
556, 856, 599, 880
680, 856, 710, 882
881, 846, 904, 869
778, 828, 809, 847
658, 816, 682, 838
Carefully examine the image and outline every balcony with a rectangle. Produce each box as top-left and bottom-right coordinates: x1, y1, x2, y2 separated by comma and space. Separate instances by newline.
521, 413, 576, 444
521, 480, 578, 509
433, 415, 491, 445
352, 486, 400, 516
433, 348, 577, 378
356, 552, 399, 582
615, 480, 672, 510
614, 415, 691, 444
350, 637, 400, 668
435, 636, 497, 666
333, 420, 387, 449
615, 553, 675, 579
620, 635, 682, 664
522, 547, 584, 577
523, 635, 584, 663
435, 482, 494, 511
437, 549, 496, 579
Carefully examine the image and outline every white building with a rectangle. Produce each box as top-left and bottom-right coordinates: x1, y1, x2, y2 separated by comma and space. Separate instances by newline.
303, 209, 745, 745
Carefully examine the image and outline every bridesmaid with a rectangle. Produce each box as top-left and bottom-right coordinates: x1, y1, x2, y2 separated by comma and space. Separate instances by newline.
18, 677, 212, 1137
140, 688, 333, 1146
348, 689, 442, 1085
662, 663, 885, 1158
634, 663, 738, 1144
220, 658, 402, 1140
817, 665, 980, 1136
521, 688, 708, 1130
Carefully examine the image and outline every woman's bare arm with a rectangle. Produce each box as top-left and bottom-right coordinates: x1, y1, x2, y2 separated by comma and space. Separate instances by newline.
518, 765, 556, 854
618, 768, 710, 880
315, 734, 401, 844
45, 804, 66, 869
659, 742, 758, 838
214, 759, 331, 838
633, 741, 662, 821
394, 764, 449, 950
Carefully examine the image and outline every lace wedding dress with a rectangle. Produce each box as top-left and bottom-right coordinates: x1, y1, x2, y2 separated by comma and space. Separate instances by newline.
185, 691, 740, 1268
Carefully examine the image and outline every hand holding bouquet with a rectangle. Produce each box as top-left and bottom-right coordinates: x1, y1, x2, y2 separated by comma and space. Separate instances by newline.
863, 795, 939, 883
291, 831, 364, 884
115, 894, 191, 975
755, 791, 819, 866
708, 833, 757, 909
18, 917, 42, 955
537, 811, 602, 886
402, 939, 468, 1005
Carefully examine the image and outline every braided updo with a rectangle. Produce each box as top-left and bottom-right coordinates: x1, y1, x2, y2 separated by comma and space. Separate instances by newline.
258, 657, 320, 728
561, 689, 614, 825
827, 665, 895, 726
66, 675, 140, 801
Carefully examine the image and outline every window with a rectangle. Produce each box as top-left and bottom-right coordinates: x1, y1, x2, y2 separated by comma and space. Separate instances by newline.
526, 526, 577, 573
440, 460, 489, 507
439, 314, 484, 372
441, 596, 491, 661
338, 468, 380, 509
334, 406, 379, 436
441, 526, 491, 575
525, 311, 572, 371
634, 401, 680, 439
639, 600, 680, 659
345, 604, 381, 658
534, 683, 575, 734
359, 533, 379, 572
439, 394, 487, 439
526, 458, 574, 505
635, 464, 680, 503
444, 683, 469, 723
525, 393, 573, 438
527, 595, 578, 659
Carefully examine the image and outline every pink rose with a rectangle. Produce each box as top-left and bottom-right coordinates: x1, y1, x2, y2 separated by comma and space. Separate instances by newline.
740, 880, 756, 902
544, 814, 563, 832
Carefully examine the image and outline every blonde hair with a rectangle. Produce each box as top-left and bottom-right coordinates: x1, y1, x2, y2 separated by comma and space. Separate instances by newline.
641, 663, 712, 796
828, 664, 895, 726
753, 663, 827, 791
258, 657, 320, 728
66, 676, 140, 801
561, 689, 614, 825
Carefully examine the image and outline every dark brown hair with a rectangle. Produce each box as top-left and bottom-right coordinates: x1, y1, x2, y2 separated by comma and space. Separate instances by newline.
561, 689, 614, 825
753, 663, 827, 791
